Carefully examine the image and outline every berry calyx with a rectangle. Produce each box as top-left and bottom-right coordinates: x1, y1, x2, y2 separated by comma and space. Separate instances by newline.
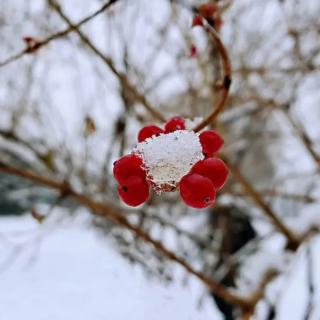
199, 130, 224, 157
164, 117, 186, 133
113, 154, 146, 185
118, 175, 149, 207
138, 125, 164, 142
190, 157, 229, 190
179, 173, 216, 209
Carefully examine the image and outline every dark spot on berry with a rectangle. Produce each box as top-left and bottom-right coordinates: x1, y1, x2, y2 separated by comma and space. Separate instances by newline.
113, 160, 117, 166
122, 185, 128, 192
203, 152, 207, 157
204, 197, 210, 203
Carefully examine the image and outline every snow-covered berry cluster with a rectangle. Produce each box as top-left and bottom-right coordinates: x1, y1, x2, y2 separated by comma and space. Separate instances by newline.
113, 117, 228, 209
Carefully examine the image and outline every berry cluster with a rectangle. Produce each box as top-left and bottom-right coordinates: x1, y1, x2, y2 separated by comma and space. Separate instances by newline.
113, 116, 228, 209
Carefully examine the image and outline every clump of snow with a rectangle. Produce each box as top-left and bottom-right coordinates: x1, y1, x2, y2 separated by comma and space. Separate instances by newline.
133, 130, 204, 192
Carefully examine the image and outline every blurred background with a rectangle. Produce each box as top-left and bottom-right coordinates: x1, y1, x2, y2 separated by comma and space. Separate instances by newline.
0, 0, 320, 319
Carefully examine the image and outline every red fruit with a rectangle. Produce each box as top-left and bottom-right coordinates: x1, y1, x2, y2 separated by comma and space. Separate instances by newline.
164, 117, 186, 133
118, 175, 149, 207
192, 15, 203, 27
113, 154, 146, 185
179, 173, 216, 209
199, 130, 224, 157
198, 3, 218, 18
190, 45, 198, 58
138, 125, 164, 142
191, 157, 229, 190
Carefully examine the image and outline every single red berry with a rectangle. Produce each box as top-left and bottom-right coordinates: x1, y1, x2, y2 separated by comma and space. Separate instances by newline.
190, 45, 198, 58
118, 175, 149, 207
138, 125, 164, 142
113, 154, 146, 185
179, 173, 216, 209
164, 117, 186, 133
191, 157, 229, 190
198, 3, 218, 18
192, 15, 203, 27
199, 130, 224, 157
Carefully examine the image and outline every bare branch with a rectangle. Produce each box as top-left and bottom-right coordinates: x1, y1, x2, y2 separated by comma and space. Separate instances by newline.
0, 0, 120, 69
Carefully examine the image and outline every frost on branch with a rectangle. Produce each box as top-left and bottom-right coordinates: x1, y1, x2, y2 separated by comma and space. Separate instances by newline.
133, 130, 204, 192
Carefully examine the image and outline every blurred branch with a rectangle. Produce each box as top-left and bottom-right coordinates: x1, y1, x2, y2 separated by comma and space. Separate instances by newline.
0, 160, 256, 311
304, 243, 315, 320
48, 0, 166, 122
0, 129, 55, 171
284, 110, 320, 168
226, 189, 317, 204
0, 0, 120, 69
226, 158, 301, 249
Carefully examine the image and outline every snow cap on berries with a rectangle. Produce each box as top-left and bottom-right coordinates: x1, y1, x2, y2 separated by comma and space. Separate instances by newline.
133, 130, 204, 192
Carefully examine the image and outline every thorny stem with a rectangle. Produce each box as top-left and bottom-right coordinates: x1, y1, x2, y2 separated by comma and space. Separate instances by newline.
193, 21, 232, 132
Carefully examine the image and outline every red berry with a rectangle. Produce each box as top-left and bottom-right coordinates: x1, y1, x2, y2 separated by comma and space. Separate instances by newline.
164, 117, 186, 133
138, 125, 164, 142
191, 157, 229, 190
198, 3, 218, 18
199, 130, 224, 157
113, 154, 146, 185
179, 173, 216, 209
190, 45, 198, 58
192, 15, 203, 27
118, 175, 149, 207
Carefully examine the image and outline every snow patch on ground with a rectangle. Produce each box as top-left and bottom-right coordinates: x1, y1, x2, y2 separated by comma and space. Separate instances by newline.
0, 215, 218, 320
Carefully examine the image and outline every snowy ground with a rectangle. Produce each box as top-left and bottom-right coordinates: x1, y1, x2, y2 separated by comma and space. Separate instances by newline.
0, 213, 320, 320
0, 214, 219, 320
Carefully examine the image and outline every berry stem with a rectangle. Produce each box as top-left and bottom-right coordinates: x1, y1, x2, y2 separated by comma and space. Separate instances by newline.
193, 20, 232, 132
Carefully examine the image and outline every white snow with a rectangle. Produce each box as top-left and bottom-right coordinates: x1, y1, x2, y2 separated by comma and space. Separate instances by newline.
0, 215, 219, 320
134, 130, 204, 191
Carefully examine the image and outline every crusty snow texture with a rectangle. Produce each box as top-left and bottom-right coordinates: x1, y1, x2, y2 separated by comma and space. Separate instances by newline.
134, 130, 204, 192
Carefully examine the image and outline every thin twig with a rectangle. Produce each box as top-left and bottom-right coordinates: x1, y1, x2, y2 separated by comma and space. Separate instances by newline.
225, 158, 301, 249
0, 0, 120, 69
48, 0, 166, 122
193, 22, 232, 132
